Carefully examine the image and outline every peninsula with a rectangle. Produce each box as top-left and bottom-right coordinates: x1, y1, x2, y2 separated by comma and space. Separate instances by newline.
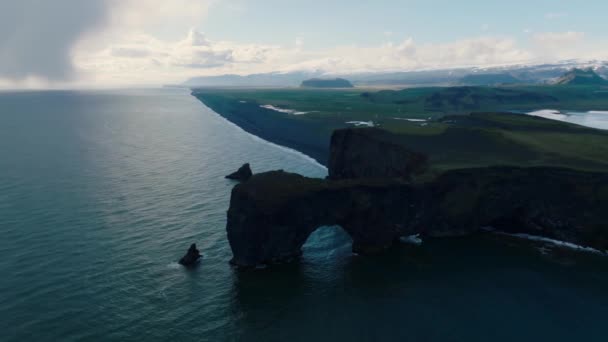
225, 113, 608, 267
192, 83, 608, 267
193, 80, 608, 166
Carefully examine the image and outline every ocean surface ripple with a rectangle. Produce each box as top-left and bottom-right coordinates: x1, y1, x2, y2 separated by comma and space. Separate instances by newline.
0, 89, 606, 341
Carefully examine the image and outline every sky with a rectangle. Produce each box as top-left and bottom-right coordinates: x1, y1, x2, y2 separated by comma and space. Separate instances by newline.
0, 0, 607, 88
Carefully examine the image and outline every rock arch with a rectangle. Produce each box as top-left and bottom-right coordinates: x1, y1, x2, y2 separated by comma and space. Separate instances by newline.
226, 168, 608, 267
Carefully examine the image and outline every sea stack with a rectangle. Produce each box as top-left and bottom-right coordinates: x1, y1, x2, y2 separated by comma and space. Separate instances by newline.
225, 163, 253, 181
179, 244, 201, 267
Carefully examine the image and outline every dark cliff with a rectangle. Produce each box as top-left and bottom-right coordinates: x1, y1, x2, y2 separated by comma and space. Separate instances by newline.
329, 128, 428, 180
226, 126, 608, 267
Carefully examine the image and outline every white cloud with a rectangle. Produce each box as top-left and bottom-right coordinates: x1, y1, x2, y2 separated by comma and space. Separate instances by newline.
529, 31, 608, 61
396, 38, 417, 57
533, 31, 585, 44
28, 25, 608, 87
107, 0, 213, 30
276, 36, 534, 75
531, 31, 586, 59
3, 0, 606, 88
169, 30, 234, 68
0, 0, 110, 83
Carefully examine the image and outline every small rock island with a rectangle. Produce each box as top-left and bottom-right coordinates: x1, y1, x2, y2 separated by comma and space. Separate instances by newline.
179, 244, 202, 267
225, 163, 253, 181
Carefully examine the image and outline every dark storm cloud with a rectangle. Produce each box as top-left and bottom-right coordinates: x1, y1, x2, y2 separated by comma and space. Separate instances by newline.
0, 0, 110, 81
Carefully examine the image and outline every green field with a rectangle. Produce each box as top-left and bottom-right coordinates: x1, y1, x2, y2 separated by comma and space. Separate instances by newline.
192, 85, 608, 174
376, 113, 608, 178
194, 84, 608, 120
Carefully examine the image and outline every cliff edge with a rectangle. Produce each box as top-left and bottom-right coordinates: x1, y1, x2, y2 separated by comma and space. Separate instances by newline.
226, 115, 608, 267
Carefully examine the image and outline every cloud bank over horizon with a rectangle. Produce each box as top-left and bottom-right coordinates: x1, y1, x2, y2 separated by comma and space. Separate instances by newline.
0, 0, 109, 83
0, 0, 606, 88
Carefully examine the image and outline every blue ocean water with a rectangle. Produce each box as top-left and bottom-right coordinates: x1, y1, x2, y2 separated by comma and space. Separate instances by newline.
0, 89, 607, 341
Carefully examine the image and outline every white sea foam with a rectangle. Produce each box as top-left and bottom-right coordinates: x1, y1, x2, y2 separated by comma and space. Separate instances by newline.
399, 234, 423, 245
526, 109, 608, 130
204, 105, 327, 171
260, 104, 312, 115
392, 118, 427, 122
527, 109, 569, 121
498, 232, 606, 256
346, 121, 375, 127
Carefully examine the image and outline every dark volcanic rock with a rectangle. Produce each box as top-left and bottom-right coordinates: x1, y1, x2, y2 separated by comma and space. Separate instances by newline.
179, 244, 201, 267
329, 128, 428, 180
224, 126, 608, 267
226, 163, 253, 181
227, 168, 608, 267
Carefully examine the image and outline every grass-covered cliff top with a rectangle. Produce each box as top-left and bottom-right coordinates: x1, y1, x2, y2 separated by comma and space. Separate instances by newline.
194, 84, 608, 120
353, 113, 608, 175
193, 85, 608, 172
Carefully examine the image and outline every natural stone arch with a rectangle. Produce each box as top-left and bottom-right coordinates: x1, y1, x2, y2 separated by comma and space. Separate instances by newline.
227, 169, 608, 267
226, 171, 423, 267
299, 225, 353, 262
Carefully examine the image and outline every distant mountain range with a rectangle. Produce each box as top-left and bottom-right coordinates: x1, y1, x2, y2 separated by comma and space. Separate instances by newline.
181, 71, 325, 87
555, 68, 608, 85
180, 60, 608, 88
301, 78, 353, 88
458, 73, 520, 86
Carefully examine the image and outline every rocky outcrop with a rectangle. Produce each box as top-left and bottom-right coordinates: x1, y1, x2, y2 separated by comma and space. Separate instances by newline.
227, 168, 608, 267
179, 244, 201, 267
226, 163, 253, 181
225, 127, 608, 267
329, 128, 428, 180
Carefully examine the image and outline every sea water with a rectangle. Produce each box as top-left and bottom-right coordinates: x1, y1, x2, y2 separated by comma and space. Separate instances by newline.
1, 89, 606, 341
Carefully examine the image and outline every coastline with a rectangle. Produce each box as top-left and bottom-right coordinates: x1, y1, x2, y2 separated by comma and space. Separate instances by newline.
191, 91, 333, 167
201, 100, 327, 171
189, 91, 608, 259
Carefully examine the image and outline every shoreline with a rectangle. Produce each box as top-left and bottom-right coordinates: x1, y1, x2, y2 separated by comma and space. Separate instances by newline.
191, 92, 328, 170
191, 91, 333, 167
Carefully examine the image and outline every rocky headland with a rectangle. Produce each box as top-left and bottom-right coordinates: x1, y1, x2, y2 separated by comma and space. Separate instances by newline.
226, 126, 608, 267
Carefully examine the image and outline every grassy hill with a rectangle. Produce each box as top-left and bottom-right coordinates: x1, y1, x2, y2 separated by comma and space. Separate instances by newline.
378, 112, 608, 177
192, 85, 608, 168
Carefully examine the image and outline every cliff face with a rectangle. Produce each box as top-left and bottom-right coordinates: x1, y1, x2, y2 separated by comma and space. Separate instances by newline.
226, 128, 608, 267
328, 128, 428, 180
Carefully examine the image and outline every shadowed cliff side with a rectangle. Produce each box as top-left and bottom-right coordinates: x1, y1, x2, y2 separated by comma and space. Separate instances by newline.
226, 116, 608, 267
227, 167, 608, 267
329, 128, 428, 180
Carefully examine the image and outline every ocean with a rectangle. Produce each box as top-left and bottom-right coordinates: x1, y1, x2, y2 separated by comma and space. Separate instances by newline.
0, 89, 606, 341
